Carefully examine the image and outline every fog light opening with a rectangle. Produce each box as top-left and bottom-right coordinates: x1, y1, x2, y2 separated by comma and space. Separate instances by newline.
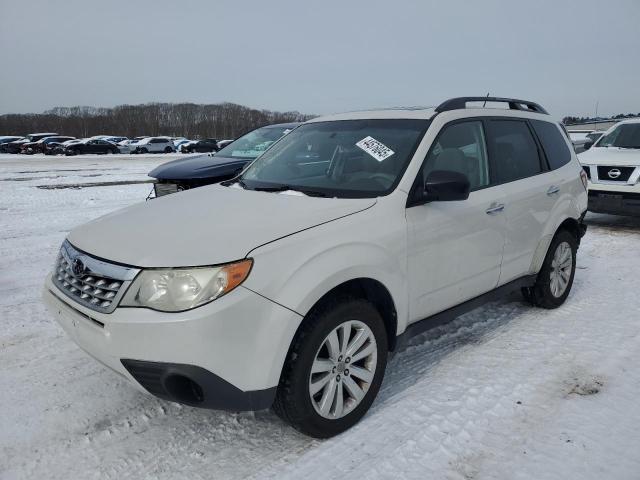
164, 374, 204, 404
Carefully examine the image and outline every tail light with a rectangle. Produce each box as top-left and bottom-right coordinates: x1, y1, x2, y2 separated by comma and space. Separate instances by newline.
580, 170, 589, 191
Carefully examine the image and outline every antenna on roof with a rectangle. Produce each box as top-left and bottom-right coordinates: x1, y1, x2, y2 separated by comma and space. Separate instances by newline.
482, 92, 490, 108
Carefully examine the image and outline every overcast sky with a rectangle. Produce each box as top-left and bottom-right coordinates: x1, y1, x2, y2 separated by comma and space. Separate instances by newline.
1, 0, 639, 119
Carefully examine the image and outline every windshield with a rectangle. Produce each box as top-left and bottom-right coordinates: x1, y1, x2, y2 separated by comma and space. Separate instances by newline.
596, 124, 640, 149
216, 125, 295, 159
238, 119, 429, 198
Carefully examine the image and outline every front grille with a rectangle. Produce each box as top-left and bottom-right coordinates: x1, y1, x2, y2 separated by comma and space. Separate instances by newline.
582, 166, 591, 179
52, 240, 139, 313
596, 166, 635, 182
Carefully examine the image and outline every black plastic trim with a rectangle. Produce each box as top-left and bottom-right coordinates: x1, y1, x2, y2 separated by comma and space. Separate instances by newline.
435, 97, 548, 115
587, 190, 640, 217
578, 210, 587, 235
395, 275, 537, 350
121, 359, 277, 411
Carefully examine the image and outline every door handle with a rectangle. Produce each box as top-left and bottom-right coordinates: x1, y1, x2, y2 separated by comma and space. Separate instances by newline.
547, 185, 560, 196
485, 203, 505, 215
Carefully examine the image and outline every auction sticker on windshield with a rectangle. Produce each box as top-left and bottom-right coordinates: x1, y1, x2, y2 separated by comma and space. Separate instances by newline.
356, 136, 395, 162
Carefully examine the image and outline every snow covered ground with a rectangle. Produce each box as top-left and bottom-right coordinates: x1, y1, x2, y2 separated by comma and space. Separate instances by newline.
1, 153, 639, 480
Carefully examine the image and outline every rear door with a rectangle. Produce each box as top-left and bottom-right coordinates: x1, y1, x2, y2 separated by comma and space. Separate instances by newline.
485, 118, 557, 284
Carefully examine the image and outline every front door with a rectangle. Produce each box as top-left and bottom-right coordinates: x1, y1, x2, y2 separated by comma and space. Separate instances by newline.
406, 120, 506, 322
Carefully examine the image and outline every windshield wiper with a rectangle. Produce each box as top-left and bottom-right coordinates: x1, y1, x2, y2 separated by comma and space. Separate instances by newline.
252, 184, 331, 197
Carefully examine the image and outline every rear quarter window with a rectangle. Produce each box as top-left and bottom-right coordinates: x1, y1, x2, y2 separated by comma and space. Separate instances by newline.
531, 120, 572, 170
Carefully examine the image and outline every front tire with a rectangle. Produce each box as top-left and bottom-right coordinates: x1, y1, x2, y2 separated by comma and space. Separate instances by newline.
525, 229, 577, 309
273, 297, 388, 438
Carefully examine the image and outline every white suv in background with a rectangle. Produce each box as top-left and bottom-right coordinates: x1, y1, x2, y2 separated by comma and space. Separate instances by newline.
44, 97, 588, 438
578, 118, 640, 216
133, 136, 175, 154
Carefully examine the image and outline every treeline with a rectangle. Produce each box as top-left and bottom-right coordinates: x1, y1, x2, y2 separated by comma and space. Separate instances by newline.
0, 102, 313, 139
563, 112, 640, 125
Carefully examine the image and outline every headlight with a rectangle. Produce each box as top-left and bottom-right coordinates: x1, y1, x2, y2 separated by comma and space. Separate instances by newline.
121, 259, 252, 312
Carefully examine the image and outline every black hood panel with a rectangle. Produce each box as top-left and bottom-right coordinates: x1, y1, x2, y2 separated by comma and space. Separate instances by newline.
149, 154, 252, 181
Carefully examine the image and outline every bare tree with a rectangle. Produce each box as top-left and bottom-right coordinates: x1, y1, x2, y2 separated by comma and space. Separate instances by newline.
0, 102, 313, 139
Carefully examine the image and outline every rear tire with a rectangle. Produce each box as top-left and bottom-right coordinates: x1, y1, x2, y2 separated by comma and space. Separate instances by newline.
140, 147, 148, 154
164, 146, 173, 153
524, 229, 577, 309
273, 297, 388, 438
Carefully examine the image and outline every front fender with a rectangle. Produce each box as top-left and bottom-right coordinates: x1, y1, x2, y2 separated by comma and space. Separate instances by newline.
243, 204, 408, 333
276, 242, 405, 326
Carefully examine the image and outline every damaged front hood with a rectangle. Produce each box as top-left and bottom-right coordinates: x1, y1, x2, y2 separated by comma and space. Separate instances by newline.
67, 184, 375, 267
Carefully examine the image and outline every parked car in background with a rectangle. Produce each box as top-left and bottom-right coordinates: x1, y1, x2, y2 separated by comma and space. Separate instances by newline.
568, 130, 592, 153
568, 130, 606, 153
173, 138, 191, 151
22, 136, 75, 154
578, 119, 640, 216
216, 139, 234, 149
133, 137, 175, 154
0, 132, 58, 152
45, 97, 587, 438
179, 138, 219, 153
26, 132, 58, 142
0, 136, 23, 147
50, 139, 83, 155
64, 138, 119, 155
149, 122, 300, 196
1, 138, 31, 154
105, 136, 128, 144
178, 140, 197, 153
41, 136, 77, 155
117, 139, 140, 154
584, 131, 604, 148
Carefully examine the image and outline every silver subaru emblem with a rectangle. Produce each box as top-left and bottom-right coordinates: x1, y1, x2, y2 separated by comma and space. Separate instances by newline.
72, 258, 86, 276
608, 168, 621, 179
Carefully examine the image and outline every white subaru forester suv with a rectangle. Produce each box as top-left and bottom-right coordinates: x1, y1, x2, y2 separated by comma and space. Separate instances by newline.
44, 97, 588, 438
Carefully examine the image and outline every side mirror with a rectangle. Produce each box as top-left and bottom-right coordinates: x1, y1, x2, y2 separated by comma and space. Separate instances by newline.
583, 141, 593, 151
423, 170, 470, 202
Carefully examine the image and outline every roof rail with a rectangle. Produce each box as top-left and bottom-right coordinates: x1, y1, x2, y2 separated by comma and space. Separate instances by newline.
435, 97, 549, 115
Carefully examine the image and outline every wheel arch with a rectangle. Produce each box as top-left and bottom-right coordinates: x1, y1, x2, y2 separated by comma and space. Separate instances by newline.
556, 216, 582, 245
302, 277, 399, 352
529, 215, 583, 274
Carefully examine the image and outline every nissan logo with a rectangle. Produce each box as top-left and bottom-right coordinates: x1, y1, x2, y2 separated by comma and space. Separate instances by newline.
607, 168, 622, 179
71, 258, 86, 276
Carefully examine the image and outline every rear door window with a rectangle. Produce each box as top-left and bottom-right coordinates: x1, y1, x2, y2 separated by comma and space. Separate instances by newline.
531, 120, 572, 170
487, 120, 542, 184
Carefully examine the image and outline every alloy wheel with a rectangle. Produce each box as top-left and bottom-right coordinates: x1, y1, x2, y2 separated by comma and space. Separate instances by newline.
308, 320, 377, 419
550, 241, 573, 297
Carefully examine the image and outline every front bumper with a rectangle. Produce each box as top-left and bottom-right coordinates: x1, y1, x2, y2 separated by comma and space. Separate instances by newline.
588, 190, 640, 217
43, 275, 302, 410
